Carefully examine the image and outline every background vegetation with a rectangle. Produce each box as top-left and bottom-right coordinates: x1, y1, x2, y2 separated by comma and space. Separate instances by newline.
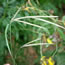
0, 0, 65, 65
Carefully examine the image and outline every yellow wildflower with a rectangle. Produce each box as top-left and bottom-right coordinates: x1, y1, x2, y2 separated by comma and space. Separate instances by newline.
41, 56, 55, 65
47, 38, 53, 44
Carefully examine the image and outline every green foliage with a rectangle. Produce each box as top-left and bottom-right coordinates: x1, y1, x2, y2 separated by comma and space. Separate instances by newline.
39, 0, 65, 16
55, 52, 65, 65
0, 34, 6, 65
57, 28, 65, 41
0, 0, 65, 65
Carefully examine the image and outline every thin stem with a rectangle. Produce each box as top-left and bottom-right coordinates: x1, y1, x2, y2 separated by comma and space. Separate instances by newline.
15, 38, 41, 58
52, 43, 58, 57
10, 7, 21, 23
14, 16, 58, 20
14, 16, 65, 30
38, 34, 43, 58
34, 18, 65, 30
40, 40, 43, 58
5, 24, 16, 65
10, 7, 21, 51
14, 19, 49, 34
21, 43, 54, 48
5, 7, 21, 65
20, 38, 41, 48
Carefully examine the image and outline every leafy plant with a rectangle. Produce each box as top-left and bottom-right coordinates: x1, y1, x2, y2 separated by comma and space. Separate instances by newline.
0, 0, 65, 65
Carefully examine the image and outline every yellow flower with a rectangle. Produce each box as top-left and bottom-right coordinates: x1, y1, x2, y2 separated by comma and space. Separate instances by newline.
47, 38, 53, 44
23, 7, 30, 12
41, 56, 46, 60
41, 56, 55, 65
23, 7, 35, 13
48, 57, 55, 65
42, 61, 47, 65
